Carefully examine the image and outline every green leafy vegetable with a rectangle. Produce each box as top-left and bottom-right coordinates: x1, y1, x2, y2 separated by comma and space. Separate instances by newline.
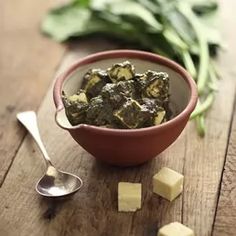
42, 0, 221, 136
177, 2, 210, 95
190, 92, 215, 119
92, 0, 163, 31
196, 114, 205, 137
42, 5, 92, 41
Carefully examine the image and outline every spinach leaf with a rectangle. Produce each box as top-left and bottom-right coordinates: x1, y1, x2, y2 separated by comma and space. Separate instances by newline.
91, 0, 163, 31
42, 5, 92, 41
197, 11, 221, 47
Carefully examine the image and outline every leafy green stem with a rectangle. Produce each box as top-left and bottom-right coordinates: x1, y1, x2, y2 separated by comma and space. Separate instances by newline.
177, 3, 209, 95
208, 62, 218, 91
182, 50, 197, 79
190, 92, 214, 119
196, 115, 206, 137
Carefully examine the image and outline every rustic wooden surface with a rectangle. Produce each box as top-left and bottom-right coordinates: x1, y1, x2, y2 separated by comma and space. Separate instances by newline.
0, 0, 236, 236
213, 97, 236, 236
0, 0, 65, 185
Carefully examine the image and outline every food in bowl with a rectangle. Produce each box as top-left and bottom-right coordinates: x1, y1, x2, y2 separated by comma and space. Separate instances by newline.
53, 50, 198, 166
62, 61, 170, 129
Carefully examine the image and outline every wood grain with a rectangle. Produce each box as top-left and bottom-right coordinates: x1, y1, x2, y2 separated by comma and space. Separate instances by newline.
182, 1, 236, 235
0, 36, 235, 236
0, 1, 236, 236
0, 40, 186, 236
212, 100, 236, 236
0, 0, 65, 185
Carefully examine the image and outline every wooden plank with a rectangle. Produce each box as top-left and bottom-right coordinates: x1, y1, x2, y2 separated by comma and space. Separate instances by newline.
0, 37, 235, 235
212, 100, 236, 236
0, 39, 186, 236
0, 0, 65, 185
0, 2, 235, 236
182, 0, 236, 235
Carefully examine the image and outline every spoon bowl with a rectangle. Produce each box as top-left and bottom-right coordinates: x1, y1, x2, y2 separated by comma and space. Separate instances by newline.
36, 166, 82, 197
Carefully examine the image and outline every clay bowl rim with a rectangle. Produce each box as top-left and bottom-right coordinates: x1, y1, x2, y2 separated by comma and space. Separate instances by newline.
53, 49, 198, 136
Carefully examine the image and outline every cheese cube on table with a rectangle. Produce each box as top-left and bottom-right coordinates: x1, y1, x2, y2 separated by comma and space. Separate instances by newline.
118, 182, 142, 212
158, 222, 194, 236
153, 167, 184, 201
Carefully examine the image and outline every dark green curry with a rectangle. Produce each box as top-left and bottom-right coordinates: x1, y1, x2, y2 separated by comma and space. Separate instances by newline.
62, 61, 170, 129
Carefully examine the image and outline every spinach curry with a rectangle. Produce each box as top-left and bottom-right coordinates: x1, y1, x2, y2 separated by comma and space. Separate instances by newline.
62, 61, 170, 129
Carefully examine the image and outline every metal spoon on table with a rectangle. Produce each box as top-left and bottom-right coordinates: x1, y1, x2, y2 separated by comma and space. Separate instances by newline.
17, 111, 83, 197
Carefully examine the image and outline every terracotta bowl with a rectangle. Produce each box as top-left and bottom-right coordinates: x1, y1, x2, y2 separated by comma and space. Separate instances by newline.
53, 50, 197, 166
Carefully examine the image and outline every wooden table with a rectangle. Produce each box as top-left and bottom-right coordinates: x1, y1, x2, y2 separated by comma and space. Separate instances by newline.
0, 0, 236, 235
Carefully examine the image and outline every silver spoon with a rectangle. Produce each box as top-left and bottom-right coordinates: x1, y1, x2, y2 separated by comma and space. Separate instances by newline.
17, 111, 83, 197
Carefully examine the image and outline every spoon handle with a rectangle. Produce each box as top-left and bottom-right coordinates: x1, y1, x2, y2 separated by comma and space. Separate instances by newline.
17, 111, 53, 167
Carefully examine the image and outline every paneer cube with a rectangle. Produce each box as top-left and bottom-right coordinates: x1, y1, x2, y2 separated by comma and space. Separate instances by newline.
141, 71, 169, 101
154, 109, 166, 125
158, 222, 194, 236
118, 182, 142, 212
62, 90, 88, 126
68, 92, 88, 104
114, 98, 144, 128
153, 167, 184, 201
81, 69, 109, 98
108, 61, 135, 82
